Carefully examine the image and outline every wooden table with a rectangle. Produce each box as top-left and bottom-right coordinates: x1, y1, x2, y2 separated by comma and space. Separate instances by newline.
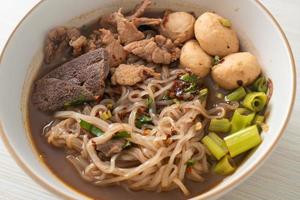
0, 0, 299, 199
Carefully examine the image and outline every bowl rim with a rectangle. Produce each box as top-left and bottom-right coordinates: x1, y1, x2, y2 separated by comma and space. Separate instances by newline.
0, 0, 296, 199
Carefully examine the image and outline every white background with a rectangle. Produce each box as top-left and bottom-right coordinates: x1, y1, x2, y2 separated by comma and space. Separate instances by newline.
0, 0, 299, 199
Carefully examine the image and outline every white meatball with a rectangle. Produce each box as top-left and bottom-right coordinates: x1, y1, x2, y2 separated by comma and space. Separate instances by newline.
180, 40, 212, 77
211, 52, 261, 89
160, 12, 195, 44
194, 12, 239, 57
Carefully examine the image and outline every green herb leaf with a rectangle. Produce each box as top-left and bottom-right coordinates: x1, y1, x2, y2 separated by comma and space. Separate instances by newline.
185, 159, 196, 167
114, 131, 131, 139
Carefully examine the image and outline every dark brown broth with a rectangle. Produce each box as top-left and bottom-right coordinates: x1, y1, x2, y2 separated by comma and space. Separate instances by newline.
28, 76, 230, 200
27, 11, 248, 200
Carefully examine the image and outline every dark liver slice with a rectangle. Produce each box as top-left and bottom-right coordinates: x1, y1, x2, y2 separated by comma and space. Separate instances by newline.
32, 48, 109, 112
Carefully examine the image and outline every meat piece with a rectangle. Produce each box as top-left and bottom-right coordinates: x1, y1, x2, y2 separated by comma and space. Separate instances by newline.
112, 64, 159, 86
44, 26, 82, 64
99, 29, 128, 67
124, 35, 181, 64
33, 48, 109, 112
97, 139, 127, 159
126, 0, 152, 20
33, 78, 95, 112
132, 17, 161, 27
115, 10, 144, 45
69, 35, 87, 56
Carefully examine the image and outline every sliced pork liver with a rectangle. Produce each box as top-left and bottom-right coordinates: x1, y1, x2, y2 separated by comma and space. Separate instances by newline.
33, 48, 109, 112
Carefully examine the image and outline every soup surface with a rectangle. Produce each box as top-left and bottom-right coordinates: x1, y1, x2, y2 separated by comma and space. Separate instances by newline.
28, 0, 270, 199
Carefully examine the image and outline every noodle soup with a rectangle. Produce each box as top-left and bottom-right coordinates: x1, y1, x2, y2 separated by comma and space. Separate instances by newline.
28, 0, 271, 199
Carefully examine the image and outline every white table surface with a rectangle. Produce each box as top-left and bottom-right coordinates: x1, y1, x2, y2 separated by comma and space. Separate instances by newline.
0, 0, 299, 199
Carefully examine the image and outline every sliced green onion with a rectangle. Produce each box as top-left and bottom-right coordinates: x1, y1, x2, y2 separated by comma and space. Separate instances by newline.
230, 108, 255, 133
185, 159, 196, 167
201, 135, 227, 160
123, 140, 132, 149
145, 97, 153, 107
209, 118, 231, 133
242, 92, 267, 112
225, 87, 246, 102
100, 110, 112, 120
224, 125, 261, 157
180, 74, 199, 83
114, 131, 131, 139
80, 119, 92, 131
64, 95, 87, 107
213, 155, 236, 175
139, 115, 152, 123
219, 18, 231, 28
254, 115, 265, 125
90, 126, 104, 137
253, 76, 268, 93
199, 88, 208, 102
184, 82, 197, 93
135, 115, 152, 128
208, 132, 228, 153
212, 55, 222, 65
80, 120, 104, 137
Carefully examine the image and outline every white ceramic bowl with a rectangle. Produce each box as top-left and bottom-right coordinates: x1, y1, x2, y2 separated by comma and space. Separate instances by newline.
0, 0, 296, 199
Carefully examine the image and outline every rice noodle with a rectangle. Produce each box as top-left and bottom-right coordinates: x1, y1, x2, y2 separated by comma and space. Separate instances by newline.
44, 68, 223, 195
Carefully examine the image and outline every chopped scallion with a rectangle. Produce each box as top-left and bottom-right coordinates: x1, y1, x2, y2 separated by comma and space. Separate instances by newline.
253, 76, 268, 93
202, 135, 227, 160
80, 120, 104, 137
90, 126, 104, 137
224, 125, 261, 157
185, 159, 196, 167
114, 131, 131, 139
100, 110, 112, 120
254, 115, 265, 125
146, 97, 153, 107
209, 118, 231, 133
242, 92, 267, 112
199, 88, 208, 102
225, 87, 246, 102
208, 132, 228, 153
230, 108, 255, 133
135, 115, 152, 128
180, 74, 199, 83
213, 155, 236, 175
64, 95, 87, 107
123, 140, 132, 149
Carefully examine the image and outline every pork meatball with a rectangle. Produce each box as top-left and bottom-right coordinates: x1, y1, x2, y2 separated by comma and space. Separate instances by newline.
160, 11, 195, 44
180, 40, 212, 77
194, 12, 239, 57
211, 52, 261, 89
